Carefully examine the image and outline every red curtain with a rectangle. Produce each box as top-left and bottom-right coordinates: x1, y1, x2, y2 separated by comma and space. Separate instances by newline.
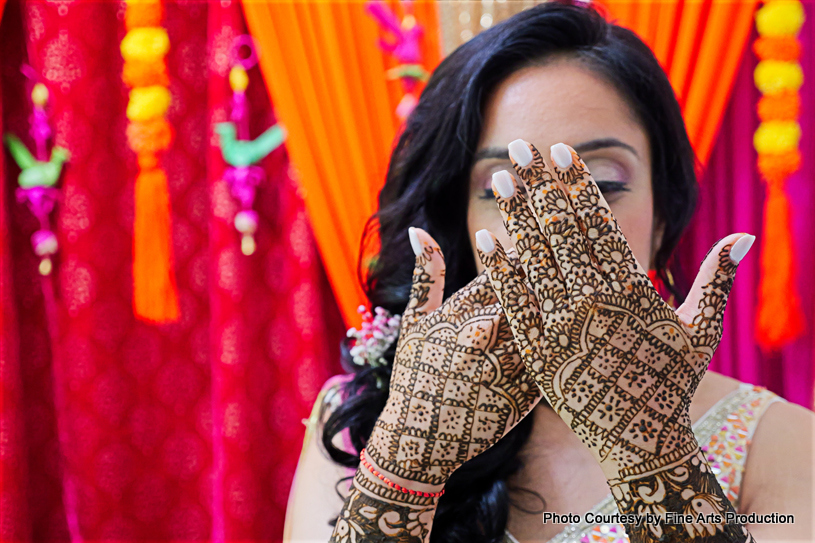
0, 1, 344, 541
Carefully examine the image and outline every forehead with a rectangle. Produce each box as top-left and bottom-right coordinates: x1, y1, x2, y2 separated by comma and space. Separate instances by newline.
478, 59, 648, 155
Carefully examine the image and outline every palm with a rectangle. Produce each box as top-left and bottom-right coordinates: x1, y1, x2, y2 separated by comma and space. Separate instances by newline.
367, 250, 541, 488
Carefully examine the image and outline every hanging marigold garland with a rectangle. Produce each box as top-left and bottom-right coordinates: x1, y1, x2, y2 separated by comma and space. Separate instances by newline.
121, 0, 179, 323
752, 0, 806, 349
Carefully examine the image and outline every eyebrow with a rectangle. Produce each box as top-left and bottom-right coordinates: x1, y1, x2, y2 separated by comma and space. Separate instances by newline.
472, 137, 639, 163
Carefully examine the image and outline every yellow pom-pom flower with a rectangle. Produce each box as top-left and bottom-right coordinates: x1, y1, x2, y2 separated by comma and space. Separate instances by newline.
754, 120, 801, 154
754, 60, 804, 94
121, 27, 170, 63
756, 0, 805, 37
127, 85, 172, 122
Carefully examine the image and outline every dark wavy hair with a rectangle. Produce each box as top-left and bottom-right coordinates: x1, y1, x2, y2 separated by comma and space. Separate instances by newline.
321, 2, 698, 541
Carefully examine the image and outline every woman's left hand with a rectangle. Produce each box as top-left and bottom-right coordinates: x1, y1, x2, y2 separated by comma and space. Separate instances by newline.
474, 139, 754, 490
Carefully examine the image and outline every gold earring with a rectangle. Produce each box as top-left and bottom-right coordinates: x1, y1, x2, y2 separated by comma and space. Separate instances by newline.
664, 269, 676, 308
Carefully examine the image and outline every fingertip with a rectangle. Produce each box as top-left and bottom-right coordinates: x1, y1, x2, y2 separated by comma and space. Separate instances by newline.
409, 226, 442, 255
729, 234, 756, 264
475, 229, 496, 254
492, 170, 516, 198
408, 226, 421, 256
508, 139, 533, 168
550, 142, 574, 170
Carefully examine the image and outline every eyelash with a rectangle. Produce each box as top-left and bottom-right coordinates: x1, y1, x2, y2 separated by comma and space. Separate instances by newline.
478, 181, 630, 200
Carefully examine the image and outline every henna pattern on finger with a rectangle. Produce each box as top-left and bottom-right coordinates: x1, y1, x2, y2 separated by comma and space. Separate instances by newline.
554, 146, 650, 292
684, 242, 738, 397
491, 179, 568, 315
402, 240, 445, 325
509, 143, 606, 300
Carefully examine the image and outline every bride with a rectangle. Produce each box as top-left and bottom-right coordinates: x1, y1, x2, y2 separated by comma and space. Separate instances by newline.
285, 2, 814, 542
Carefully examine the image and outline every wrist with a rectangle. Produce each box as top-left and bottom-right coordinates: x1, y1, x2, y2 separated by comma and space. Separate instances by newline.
604, 441, 751, 543
354, 452, 443, 508
365, 425, 449, 491
599, 430, 701, 482
360, 448, 445, 494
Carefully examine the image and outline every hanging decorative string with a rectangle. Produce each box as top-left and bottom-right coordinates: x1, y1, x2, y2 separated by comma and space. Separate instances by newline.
365, 0, 429, 121
215, 36, 286, 256
752, 0, 806, 349
121, 0, 179, 323
4, 76, 68, 276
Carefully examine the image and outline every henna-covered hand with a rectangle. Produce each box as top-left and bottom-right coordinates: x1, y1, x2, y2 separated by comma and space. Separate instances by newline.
330, 227, 541, 542
475, 139, 757, 543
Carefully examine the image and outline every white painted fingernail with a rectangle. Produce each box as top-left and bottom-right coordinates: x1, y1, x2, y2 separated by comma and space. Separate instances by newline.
551, 143, 573, 169
729, 234, 755, 264
492, 170, 515, 198
408, 227, 422, 256
475, 229, 495, 253
508, 139, 533, 167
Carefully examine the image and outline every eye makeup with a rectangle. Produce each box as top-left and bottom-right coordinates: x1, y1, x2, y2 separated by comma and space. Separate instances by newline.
471, 144, 637, 202
475, 174, 630, 200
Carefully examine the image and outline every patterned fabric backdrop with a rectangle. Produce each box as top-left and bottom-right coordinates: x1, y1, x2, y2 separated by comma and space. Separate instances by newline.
0, 1, 344, 541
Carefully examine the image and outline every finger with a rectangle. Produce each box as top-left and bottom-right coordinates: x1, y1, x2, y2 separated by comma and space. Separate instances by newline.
474, 228, 548, 376
403, 227, 446, 325
549, 142, 650, 292
675, 233, 755, 346
508, 139, 604, 300
490, 169, 568, 316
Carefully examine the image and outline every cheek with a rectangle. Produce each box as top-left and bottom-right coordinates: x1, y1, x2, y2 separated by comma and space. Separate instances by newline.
467, 198, 513, 272
609, 193, 654, 269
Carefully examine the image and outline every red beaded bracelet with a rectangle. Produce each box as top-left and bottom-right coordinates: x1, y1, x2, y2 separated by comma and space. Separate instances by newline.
360, 448, 445, 498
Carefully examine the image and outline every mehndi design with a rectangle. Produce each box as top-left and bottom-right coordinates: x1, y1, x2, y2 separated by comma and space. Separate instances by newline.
477, 140, 755, 543
331, 228, 541, 542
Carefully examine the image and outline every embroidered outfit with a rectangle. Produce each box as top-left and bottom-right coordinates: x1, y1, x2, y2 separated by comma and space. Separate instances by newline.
504, 383, 782, 543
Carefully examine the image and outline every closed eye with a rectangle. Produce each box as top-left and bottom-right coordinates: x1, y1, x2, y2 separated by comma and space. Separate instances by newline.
478, 180, 629, 200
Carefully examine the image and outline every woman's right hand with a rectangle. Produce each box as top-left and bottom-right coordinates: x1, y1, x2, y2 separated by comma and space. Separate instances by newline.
363, 227, 542, 496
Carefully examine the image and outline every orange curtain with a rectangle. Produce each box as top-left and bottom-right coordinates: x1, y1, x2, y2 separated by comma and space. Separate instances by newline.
242, 1, 441, 327
599, 0, 760, 165
243, 0, 757, 327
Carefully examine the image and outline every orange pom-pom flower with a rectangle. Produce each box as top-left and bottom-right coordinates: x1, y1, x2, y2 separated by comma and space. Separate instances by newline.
126, 117, 173, 154
753, 35, 802, 61
123, 59, 169, 88
757, 149, 801, 187
125, 0, 163, 30
758, 91, 800, 121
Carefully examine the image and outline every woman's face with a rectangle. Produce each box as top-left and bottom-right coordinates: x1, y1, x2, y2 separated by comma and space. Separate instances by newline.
468, 59, 660, 274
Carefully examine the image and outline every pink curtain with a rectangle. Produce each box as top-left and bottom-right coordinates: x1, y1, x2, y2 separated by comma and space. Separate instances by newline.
677, 19, 814, 409
0, 1, 344, 541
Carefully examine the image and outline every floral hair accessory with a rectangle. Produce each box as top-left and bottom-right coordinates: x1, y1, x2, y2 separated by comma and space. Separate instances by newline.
347, 305, 401, 369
